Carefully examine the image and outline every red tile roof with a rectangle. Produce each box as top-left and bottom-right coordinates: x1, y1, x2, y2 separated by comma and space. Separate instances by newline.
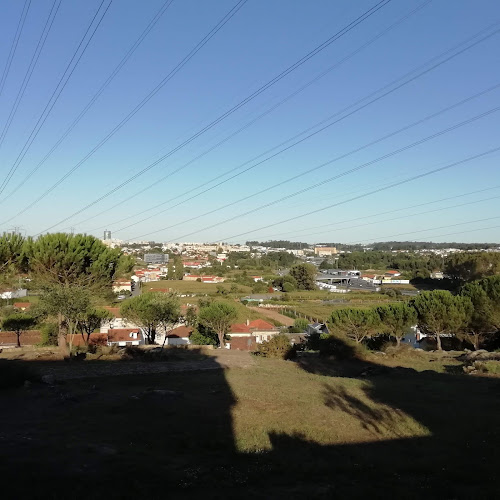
248, 319, 276, 330
230, 323, 252, 333
166, 326, 193, 338
13, 302, 31, 309
108, 329, 141, 342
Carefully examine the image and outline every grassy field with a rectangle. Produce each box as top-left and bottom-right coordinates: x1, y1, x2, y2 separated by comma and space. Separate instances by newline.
143, 279, 253, 295
1, 349, 499, 498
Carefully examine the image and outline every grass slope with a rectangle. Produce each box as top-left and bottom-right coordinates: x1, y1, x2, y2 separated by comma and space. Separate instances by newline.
0, 350, 499, 498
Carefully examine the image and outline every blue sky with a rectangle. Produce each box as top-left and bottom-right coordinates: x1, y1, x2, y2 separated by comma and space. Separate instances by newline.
0, 0, 499, 244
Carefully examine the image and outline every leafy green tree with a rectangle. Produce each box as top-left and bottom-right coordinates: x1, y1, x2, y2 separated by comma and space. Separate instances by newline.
445, 252, 500, 282
76, 308, 113, 346
459, 282, 495, 350
376, 302, 417, 347
25, 233, 132, 291
174, 256, 184, 280
475, 276, 500, 327
198, 301, 237, 347
0, 232, 26, 290
40, 285, 92, 351
1, 312, 37, 347
120, 292, 181, 344
291, 317, 309, 333
289, 264, 317, 290
185, 305, 198, 327
189, 330, 217, 346
329, 308, 381, 343
412, 290, 473, 350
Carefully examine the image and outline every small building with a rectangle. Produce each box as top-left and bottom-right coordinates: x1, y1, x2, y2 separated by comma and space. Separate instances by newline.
385, 270, 401, 278
307, 322, 330, 336
0, 288, 28, 300
13, 302, 31, 311
144, 253, 169, 265
112, 280, 132, 293
227, 319, 280, 351
164, 325, 193, 346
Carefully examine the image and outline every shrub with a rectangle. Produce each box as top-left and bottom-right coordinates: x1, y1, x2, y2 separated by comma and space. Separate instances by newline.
190, 330, 217, 346
0, 360, 40, 389
306, 333, 360, 359
256, 334, 296, 360
39, 322, 58, 346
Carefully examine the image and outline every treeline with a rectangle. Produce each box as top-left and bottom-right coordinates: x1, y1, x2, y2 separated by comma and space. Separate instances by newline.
316, 241, 499, 251
225, 251, 297, 270
246, 240, 310, 250
325, 276, 500, 351
332, 251, 442, 278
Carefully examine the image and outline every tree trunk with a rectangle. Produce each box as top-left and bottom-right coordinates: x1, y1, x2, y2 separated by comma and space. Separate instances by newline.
218, 331, 225, 348
436, 332, 442, 351
396, 336, 401, 347
16, 332, 21, 347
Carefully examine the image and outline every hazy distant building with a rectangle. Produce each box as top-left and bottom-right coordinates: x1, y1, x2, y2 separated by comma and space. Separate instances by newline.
144, 253, 168, 265
103, 230, 112, 240
314, 246, 337, 256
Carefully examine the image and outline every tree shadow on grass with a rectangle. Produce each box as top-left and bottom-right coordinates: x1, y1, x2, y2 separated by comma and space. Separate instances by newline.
1, 344, 500, 499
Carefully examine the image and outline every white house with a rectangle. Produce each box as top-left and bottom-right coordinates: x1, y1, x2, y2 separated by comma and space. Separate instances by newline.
163, 325, 193, 346
0, 288, 27, 300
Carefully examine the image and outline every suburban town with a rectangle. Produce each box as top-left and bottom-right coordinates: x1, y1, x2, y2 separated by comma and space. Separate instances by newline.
1, 1, 499, 498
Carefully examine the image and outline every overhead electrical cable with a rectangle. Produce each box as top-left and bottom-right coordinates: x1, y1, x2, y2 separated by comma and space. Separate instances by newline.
281, 193, 500, 242
25, 0, 393, 232
213, 146, 500, 243
350, 215, 500, 245
0, 0, 175, 203
0, 0, 62, 152
122, 96, 500, 240
0, 0, 31, 100
4, 0, 251, 221
72, 0, 432, 229
265, 184, 500, 240
87, 19, 500, 233
0, 0, 113, 197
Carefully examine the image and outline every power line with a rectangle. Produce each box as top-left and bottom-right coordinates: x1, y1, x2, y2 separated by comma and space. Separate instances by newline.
0, 0, 62, 152
265, 184, 500, 240
0, 0, 31, 100
0, 0, 175, 204
0, 0, 113, 197
73, 0, 432, 230
283, 192, 500, 242
350, 215, 500, 245
89, 18, 500, 234
216, 145, 500, 243
27, 0, 393, 233
126, 99, 500, 241
7, 0, 250, 223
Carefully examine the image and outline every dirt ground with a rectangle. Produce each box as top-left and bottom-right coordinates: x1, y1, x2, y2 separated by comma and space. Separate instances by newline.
248, 306, 295, 326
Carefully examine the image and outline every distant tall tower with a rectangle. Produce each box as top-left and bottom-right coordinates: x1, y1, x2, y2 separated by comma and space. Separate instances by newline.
103, 230, 111, 240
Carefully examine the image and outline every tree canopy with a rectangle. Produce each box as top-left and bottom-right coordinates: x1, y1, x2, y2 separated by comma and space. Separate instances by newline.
198, 301, 237, 347
120, 292, 181, 344
412, 290, 472, 350
289, 263, 317, 291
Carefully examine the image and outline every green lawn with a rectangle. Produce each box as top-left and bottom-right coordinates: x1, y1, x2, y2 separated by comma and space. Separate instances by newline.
1, 350, 499, 498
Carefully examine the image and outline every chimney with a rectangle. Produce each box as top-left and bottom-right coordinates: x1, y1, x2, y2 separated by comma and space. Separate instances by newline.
246, 319, 250, 326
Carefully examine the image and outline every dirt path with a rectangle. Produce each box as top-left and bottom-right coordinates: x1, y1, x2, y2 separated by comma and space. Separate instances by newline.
249, 306, 294, 326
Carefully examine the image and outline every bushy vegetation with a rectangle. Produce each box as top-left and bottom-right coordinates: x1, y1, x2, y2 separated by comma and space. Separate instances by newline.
256, 334, 296, 360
